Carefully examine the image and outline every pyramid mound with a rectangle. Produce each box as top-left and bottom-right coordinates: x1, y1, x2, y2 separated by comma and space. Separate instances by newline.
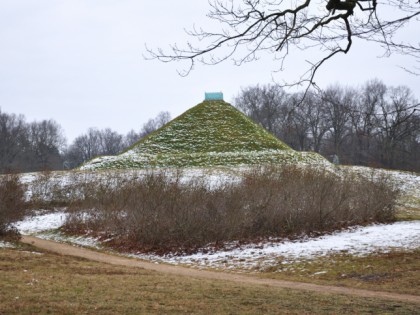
81, 100, 328, 170
129, 100, 290, 154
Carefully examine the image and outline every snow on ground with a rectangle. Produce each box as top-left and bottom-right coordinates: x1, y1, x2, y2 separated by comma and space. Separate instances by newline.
36, 232, 103, 249
391, 171, 420, 198
13, 211, 104, 248
18, 167, 244, 194
346, 166, 420, 199
14, 210, 420, 271
131, 221, 420, 270
17, 165, 420, 201
14, 211, 67, 234
0, 241, 14, 248
11, 166, 420, 271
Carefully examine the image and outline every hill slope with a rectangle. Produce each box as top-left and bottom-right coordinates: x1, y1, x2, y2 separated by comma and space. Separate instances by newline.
128, 100, 290, 154
81, 100, 328, 170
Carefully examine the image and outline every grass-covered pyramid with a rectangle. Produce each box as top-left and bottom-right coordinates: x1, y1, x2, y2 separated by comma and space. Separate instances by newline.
81, 100, 328, 170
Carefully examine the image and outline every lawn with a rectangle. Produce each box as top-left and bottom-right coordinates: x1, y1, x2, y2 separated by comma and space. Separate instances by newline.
258, 249, 420, 296
1, 245, 419, 314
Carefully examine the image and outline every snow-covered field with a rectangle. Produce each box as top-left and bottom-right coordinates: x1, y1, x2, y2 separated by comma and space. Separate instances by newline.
12, 211, 420, 271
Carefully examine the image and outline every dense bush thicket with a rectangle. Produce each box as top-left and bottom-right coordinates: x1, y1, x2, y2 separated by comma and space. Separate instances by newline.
0, 174, 26, 236
62, 167, 398, 253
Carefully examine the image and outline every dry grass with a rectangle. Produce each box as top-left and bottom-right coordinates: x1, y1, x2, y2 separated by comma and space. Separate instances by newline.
0, 246, 419, 315
258, 249, 420, 296
396, 196, 420, 221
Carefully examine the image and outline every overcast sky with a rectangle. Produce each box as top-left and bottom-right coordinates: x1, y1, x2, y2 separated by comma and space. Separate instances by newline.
1, 1, 419, 143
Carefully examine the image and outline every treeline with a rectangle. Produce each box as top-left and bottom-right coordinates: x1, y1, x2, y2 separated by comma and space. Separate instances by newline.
1, 79, 419, 173
235, 80, 420, 171
0, 111, 65, 173
0, 109, 170, 173
65, 111, 171, 168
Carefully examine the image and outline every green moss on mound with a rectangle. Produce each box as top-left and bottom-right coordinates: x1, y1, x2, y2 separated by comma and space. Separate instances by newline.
81, 100, 328, 170
83, 151, 328, 170
128, 100, 290, 154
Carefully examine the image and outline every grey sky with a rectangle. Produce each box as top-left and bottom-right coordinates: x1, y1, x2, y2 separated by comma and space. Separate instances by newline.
1, 1, 419, 143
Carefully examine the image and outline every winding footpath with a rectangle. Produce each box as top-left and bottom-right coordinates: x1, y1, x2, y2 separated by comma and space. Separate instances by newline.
21, 235, 420, 304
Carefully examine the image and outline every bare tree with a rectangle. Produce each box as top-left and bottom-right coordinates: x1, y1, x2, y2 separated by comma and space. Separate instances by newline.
232, 81, 419, 170
234, 84, 288, 136
148, 1, 420, 91
281, 93, 312, 150
0, 109, 27, 173
124, 112, 173, 147
98, 128, 124, 155
375, 85, 420, 168
66, 128, 125, 167
0, 109, 68, 172
321, 85, 355, 157
66, 112, 172, 168
28, 120, 66, 170
287, 91, 329, 152
139, 111, 171, 138
347, 79, 386, 164
124, 129, 142, 147
234, 85, 328, 151
66, 129, 101, 167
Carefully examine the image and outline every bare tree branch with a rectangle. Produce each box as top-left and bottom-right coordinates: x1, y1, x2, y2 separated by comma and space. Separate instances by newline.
146, 0, 420, 89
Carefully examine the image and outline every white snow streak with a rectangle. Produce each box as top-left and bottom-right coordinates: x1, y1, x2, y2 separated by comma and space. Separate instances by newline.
14, 211, 67, 234
0, 241, 14, 248
129, 221, 420, 270
11, 210, 420, 270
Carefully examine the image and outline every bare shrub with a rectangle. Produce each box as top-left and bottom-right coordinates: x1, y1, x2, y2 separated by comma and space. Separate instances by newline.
29, 170, 55, 207
238, 166, 397, 237
62, 166, 399, 253
0, 174, 26, 237
347, 170, 398, 223
28, 170, 72, 209
27, 170, 105, 210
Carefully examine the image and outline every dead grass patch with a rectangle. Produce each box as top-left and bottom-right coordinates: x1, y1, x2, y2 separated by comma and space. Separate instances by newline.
396, 196, 420, 221
0, 246, 419, 314
258, 249, 420, 296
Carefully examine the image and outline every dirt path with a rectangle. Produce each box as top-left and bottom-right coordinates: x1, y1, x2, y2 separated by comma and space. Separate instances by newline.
21, 235, 420, 304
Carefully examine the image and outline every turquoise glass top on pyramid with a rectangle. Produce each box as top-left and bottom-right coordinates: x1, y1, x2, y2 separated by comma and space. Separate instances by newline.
205, 92, 223, 101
